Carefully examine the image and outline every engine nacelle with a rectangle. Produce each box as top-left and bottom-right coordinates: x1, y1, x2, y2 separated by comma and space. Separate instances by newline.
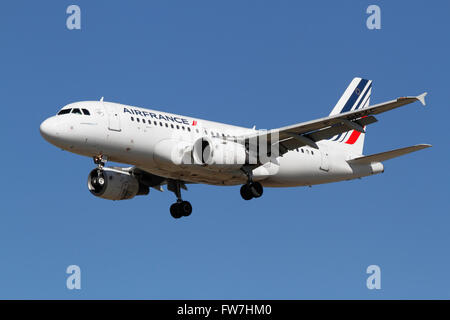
153, 139, 193, 165
192, 137, 248, 167
87, 167, 149, 200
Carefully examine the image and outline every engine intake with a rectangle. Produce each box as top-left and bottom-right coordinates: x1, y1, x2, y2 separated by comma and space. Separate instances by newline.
87, 167, 149, 200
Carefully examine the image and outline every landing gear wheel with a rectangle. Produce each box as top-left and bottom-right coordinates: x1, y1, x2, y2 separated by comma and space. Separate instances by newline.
249, 182, 263, 198
240, 184, 253, 200
180, 201, 192, 217
170, 203, 183, 219
240, 182, 263, 200
170, 201, 192, 219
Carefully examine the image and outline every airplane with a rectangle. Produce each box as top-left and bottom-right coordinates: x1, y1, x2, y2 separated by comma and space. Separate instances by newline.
40, 77, 431, 219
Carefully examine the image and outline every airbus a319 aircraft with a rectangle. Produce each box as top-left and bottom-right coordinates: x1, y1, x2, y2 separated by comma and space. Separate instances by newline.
40, 78, 431, 219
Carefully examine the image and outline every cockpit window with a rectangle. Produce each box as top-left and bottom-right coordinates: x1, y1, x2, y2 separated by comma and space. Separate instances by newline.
71, 108, 82, 114
82, 108, 90, 115
57, 109, 71, 115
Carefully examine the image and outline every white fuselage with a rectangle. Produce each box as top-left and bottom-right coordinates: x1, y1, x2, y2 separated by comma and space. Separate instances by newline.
40, 101, 383, 187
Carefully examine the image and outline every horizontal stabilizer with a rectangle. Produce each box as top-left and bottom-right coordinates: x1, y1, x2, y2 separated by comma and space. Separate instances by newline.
347, 144, 431, 164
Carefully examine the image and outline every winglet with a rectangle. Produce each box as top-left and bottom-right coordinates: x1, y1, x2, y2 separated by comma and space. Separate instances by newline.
416, 92, 427, 106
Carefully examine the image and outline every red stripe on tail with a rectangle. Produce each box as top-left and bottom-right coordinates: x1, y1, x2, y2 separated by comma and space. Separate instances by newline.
345, 130, 361, 145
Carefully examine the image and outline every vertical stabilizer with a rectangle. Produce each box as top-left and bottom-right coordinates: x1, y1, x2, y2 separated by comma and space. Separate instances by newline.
328, 77, 372, 155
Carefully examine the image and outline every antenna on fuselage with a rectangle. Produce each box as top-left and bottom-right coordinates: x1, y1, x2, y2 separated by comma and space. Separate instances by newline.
100, 96, 104, 102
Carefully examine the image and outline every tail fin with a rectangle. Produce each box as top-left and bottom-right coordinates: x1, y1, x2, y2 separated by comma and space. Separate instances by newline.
329, 77, 372, 155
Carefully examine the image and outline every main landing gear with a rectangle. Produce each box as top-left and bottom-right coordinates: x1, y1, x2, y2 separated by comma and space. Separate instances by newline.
240, 167, 263, 200
170, 201, 192, 219
240, 182, 263, 200
167, 180, 192, 219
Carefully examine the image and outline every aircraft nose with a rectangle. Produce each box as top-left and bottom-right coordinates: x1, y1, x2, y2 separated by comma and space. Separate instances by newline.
39, 117, 58, 142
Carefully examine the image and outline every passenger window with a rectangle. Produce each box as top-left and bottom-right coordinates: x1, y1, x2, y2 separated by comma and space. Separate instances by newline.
301, 149, 304, 153
137, 118, 140, 122
196, 129, 199, 133
142, 119, 146, 123
171, 124, 174, 129
160, 122, 163, 126
154, 121, 157, 125
188, 127, 191, 132
165, 123, 168, 128
131, 117, 134, 121
177, 125, 180, 129
182, 126, 185, 130
57, 109, 71, 115
82, 109, 90, 115
71, 108, 82, 114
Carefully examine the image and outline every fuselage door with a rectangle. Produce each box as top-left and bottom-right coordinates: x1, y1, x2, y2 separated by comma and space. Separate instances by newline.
107, 104, 121, 132
320, 146, 330, 171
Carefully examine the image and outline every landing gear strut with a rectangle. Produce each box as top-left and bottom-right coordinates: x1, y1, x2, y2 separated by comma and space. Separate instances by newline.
240, 167, 263, 200
168, 180, 192, 219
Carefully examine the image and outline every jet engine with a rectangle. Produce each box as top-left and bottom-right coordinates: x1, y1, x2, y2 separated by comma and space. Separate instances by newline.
87, 167, 149, 200
191, 137, 249, 167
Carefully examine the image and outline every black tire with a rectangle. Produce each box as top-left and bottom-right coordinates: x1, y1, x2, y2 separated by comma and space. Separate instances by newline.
240, 184, 253, 200
180, 201, 192, 217
170, 203, 183, 219
250, 182, 263, 198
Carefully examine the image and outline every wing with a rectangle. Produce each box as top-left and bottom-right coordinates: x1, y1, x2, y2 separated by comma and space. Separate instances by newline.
130, 167, 190, 192
240, 92, 427, 155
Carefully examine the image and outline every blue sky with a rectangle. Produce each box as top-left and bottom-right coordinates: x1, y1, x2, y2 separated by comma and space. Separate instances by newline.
0, 1, 448, 299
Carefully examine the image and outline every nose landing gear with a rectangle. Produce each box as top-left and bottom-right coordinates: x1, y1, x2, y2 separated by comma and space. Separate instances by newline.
93, 154, 108, 168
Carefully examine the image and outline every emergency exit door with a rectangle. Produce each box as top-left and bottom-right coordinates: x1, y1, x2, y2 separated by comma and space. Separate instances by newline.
107, 104, 121, 132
